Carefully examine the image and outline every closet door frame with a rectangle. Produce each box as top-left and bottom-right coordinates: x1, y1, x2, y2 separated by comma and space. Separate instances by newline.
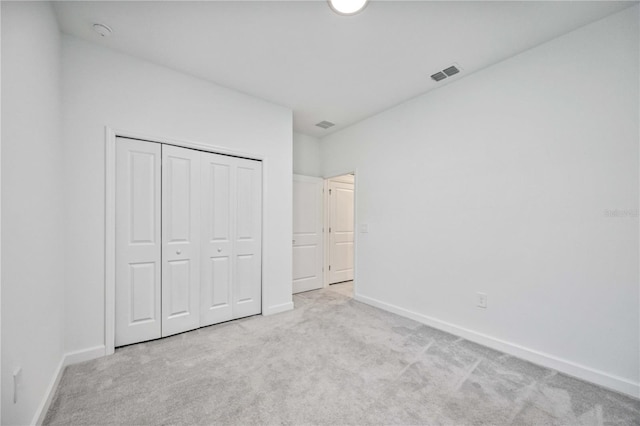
105, 127, 265, 355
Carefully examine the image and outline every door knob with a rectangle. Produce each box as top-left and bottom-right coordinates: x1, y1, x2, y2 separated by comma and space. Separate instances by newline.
176, 250, 182, 255
292, 240, 296, 244
217, 248, 222, 253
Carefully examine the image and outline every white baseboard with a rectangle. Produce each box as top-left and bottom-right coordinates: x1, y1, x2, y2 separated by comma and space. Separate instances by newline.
355, 294, 640, 399
32, 345, 106, 425
31, 358, 65, 426
264, 301, 294, 316
63, 345, 106, 367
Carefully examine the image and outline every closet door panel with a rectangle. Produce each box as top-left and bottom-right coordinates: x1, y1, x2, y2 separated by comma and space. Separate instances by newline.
115, 138, 161, 347
162, 145, 201, 337
200, 153, 233, 326
233, 159, 262, 318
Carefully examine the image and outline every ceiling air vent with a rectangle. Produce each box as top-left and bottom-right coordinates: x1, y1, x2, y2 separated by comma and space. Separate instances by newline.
431, 64, 462, 82
430, 71, 447, 82
316, 121, 335, 129
443, 65, 460, 77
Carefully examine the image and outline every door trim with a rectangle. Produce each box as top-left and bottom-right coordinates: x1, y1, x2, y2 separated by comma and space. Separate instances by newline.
105, 126, 266, 355
322, 171, 358, 295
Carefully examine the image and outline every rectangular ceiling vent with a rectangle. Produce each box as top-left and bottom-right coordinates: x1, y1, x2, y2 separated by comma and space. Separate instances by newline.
443, 65, 460, 77
431, 64, 461, 82
316, 120, 335, 129
430, 71, 447, 82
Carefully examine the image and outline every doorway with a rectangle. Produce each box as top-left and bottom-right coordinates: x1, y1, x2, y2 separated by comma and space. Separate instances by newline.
325, 173, 355, 298
291, 172, 356, 298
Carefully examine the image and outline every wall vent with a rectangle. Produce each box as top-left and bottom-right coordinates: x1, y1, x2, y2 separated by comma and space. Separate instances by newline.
316, 121, 335, 129
431, 64, 461, 82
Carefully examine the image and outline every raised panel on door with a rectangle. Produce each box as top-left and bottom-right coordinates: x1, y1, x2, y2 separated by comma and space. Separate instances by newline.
115, 137, 161, 346
129, 263, 156, 322
200, 153, 233, 326
292, 175, 323, 294
329, 179, 354, 284
233, 158, 262, 318
162, 145, 201, 337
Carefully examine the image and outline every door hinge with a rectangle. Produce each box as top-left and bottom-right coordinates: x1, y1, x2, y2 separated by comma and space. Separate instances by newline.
329, 265, 331, 271
329, 189, 332, 195
329, 227, 331, 233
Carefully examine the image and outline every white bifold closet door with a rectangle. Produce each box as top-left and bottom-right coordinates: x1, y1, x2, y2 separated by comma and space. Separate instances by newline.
115, 137, 262, 347
115, 138, 162, 347
200, 152, 262, 326
162, 145, 202, 337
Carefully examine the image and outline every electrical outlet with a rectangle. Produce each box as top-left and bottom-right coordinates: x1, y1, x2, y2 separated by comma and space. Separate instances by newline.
13, 367, 22, 404
476, 292, 487, 309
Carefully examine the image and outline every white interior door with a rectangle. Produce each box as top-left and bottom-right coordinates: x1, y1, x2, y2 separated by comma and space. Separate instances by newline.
115, 137, 162, 346
328, 176, 354, 284
200, 152, 233, 326
232, 157, 262, 319
162, 145, 201, 337
292, 175, 323, 294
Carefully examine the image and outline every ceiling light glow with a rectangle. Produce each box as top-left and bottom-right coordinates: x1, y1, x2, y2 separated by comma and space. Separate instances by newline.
328, 0, 368, 15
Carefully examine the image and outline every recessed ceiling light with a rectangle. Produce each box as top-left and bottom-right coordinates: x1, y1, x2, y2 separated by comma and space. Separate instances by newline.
328, 0, 368, 16
92, 23, 113, 37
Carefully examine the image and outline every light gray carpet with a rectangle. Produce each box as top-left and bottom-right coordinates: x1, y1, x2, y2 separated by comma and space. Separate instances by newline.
327, 280, 354, 298
44, 286, 640, 425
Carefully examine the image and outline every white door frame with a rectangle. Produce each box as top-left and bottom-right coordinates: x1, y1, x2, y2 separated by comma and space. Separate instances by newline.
323, 171, 358, 295
105, 126, 266, 355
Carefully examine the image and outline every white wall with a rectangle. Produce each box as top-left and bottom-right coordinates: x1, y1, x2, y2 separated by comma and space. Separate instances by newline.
1, 2, 65, 424
321, 6, 639, 396
62, 36, 293, 355
293, 132, 322, 177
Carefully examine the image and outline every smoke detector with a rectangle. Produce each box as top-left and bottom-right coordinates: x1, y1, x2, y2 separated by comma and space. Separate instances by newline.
92, 23, 113, 37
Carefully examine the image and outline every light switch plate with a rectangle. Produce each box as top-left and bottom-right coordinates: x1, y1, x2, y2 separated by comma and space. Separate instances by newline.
476, 292, 487, 309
